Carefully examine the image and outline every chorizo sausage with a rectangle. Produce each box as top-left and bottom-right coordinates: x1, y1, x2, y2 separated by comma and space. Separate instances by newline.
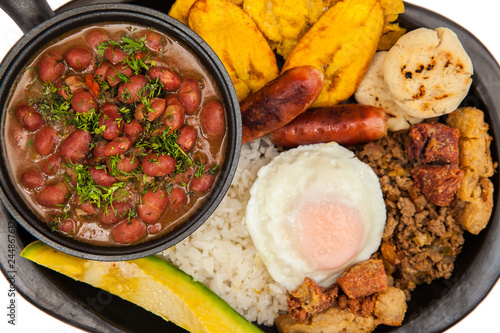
240, 65, 324, 144
270, 104, 388, 147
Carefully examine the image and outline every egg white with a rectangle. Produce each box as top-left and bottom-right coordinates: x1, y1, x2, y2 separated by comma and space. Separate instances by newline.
245, 143, 386, 291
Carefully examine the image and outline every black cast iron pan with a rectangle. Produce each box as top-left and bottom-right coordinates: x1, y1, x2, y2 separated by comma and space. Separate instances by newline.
0, 1, 499, 333
0, 0, 241, 260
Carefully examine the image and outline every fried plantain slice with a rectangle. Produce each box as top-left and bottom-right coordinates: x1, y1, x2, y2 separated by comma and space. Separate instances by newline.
188, 0, 279, 101
282, 0, 384, 108
378, 0, 406, 50
169, 0, 244, 25
242, 0, 340, 59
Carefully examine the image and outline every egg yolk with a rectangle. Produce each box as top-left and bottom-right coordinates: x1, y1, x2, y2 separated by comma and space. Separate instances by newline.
298, 200, 364, 271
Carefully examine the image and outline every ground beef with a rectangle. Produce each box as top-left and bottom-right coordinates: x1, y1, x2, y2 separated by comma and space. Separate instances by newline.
353, 131, 465, 299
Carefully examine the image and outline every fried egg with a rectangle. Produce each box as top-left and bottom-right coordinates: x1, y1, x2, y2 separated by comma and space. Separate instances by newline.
245, 143, 386, 290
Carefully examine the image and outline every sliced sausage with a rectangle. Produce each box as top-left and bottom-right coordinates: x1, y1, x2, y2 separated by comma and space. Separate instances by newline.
141, 153, 176, 177
270, 105, 388, 147
240, 65, 324, 144
111, 218, 146, 244
60, 129, 91, 163
200, 100, 226, 138
34, 126, 57, 156
178, 77, 201, 114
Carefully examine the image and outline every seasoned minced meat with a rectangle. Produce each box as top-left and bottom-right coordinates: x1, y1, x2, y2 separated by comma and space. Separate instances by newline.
353, 131, 464, 298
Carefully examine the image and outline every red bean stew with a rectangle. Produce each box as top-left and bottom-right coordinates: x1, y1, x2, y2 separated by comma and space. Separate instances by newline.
4, 24, 227, 246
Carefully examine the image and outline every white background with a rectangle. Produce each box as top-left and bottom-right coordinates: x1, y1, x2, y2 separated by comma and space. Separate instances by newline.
0, 0, 499, 332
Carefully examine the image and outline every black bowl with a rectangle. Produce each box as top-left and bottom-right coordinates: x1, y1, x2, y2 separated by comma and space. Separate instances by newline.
0, 3, 241, 260
0, 1, 499, 333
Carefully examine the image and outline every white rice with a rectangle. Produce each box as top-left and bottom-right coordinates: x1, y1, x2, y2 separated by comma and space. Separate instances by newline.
159, 136, 288, 326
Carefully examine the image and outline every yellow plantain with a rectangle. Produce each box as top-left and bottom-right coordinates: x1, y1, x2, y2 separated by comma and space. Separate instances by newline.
282, 0, 385, 108
169, 0, 244, 25
188, 0, 279, 101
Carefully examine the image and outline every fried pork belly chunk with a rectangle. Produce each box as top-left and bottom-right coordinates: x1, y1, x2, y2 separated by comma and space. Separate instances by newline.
446, 107, 496, 234
373, 286, 407, 326
287, 277, 338, 322
408, 123, 460, 165
276, 307, 377, 333
412, 164, 464, 207
337, 259, 387, 299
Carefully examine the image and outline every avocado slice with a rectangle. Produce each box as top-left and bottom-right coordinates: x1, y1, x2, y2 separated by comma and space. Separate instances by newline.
21, 241, 263, 333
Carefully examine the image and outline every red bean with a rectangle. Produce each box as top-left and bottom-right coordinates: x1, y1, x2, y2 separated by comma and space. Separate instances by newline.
38, 53, 65, 83
178, 77, 201, 114
91, 140, 107, 162
71, 88, 98, 113
200, 100, 226, 138
172, 167, 194, 185
106, 64, 133, 87
99, 201, 133, 226
177, 125, 196, 152
85, 28, 109, 49
39, 154, 61, 175
99, 103, 123, 140
90, 167, 117, 187
65, 46, 93, 71
15, 104, 45, 131
137, 189, 168, 224
60, 129, 91, 163
21, 168, 44, 190
57, 219, 75, 234
74, 194, 96, 214
147, 66, 181, 91
35, 182, 69, 207
104, 46, 127, 64
190, 174, 215, 193
169, 187, 188, 210
138, 30, 167, 52
118, 75, 149, 104
104, 136, 133, 156
163, 104, 185, 134
111, 218, 146, 244
147, 223, 162, 235
142, 153, 176, 177
94, 62, 112, 81
115, 156, 140, 174
135, 97, 166, 121
123, 120, 143, 138
34, 126, 57, 156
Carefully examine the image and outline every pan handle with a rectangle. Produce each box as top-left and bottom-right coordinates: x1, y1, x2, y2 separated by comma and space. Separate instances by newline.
0, 0, 55, 34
